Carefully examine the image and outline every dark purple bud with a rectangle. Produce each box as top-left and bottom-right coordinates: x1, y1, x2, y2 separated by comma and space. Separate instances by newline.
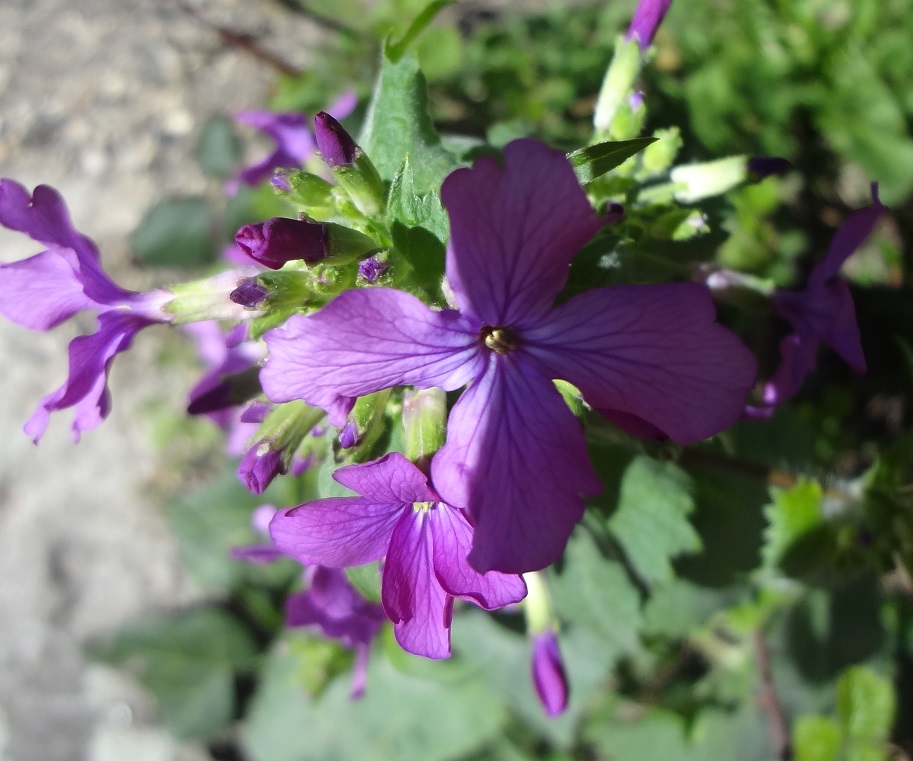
625, 0, 674, 49
358, 256, 389, 283
314, 111, 358, 168
235, 217, 330, 270
230, 277, 269, 308
339, 421, 359, 449
531, 629, 569, 717
187, 366, 262, 416
747, 156, 792, 181
238, 440, 287, 494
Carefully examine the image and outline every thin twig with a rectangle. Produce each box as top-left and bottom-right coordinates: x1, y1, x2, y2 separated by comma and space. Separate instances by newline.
753, 627, 793, 761
170, 0, 302, 77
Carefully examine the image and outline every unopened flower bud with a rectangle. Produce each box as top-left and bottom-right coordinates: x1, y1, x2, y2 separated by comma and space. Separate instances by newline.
314, 112, 359, 168
531, 629, 570, 717
358, 255, 389, 283
235, 217, 330, 270
313, 112, 385, 217
625, 0, 674, 50
277, 170, 336, 219
747, 156, 792, 182
671, 155, 749, 203
403, 387, 447, 462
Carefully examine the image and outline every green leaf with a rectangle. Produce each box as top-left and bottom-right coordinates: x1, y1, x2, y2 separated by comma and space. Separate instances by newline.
166, 470, 287, 591
242, 642, 508, 761
92, 607, 257, 739
836, 666, 895, 744
195, 114, 243, 179
359, 53, 457, 190
793, 716, 842, 761
608, 456, 702, 585
130, 196, 216, 268
384, 0, 455, 63
453, 610, 618, 750
550, 529, 642, 651
567, 137, 657, 184
762, 479, 824, 570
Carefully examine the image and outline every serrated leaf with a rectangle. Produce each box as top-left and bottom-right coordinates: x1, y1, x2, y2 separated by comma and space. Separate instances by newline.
129, 196, 216, 268
359, 53, 457, 190
92, 607, 257, 739
196, 114, 243, 179
567, 137, 657, 184
242, 642, 507, 761
550, 530, 641, 650
763, 479, 824, 569
608, 456, 702, 585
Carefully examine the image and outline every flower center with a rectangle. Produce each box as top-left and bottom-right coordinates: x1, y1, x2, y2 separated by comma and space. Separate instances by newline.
412, 501, 435, 514
481, 325, 518, 354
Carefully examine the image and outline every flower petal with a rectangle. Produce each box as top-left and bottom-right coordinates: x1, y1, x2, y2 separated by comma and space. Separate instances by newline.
429, 503, 527, 608
382, 510, 453, 659
23, 311, 152, 442
333, 452, 438, 504
524, 282, 757, 444
441, 139, 606, 327
0, 252, 100, 330
269, 498, 401, 567
0, 180, 133, 306
810, 193, 886, 286
432, 354, 601, 574
261, 288, 482, 426
774, 280, 865, 372
233, 111, 315, 188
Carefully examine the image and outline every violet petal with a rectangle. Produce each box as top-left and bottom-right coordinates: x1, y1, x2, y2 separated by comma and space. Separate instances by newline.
441, 140, 606, 327
261, 288, 482, 426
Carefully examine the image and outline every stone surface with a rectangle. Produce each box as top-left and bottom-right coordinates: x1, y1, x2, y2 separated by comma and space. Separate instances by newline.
0, 2, 324, 759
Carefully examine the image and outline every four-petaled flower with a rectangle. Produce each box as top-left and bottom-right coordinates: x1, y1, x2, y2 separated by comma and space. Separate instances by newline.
750, 186, 885, 414
230, 92, 357, 192
268, 452, 527, 659
0, 180, 175, 441
261, 139, 757, 573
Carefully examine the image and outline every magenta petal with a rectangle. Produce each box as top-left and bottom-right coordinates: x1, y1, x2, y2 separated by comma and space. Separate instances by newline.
382, 511, 453, 659
333, 452, 438, 504
261, 288, 482, 426
432, 355, 601, 574
810, 199, 886, 286
524, 282, 757, 444
23, 311, 152, 442
531, 629, 570, 717
774, 281, 865, 372
0, 180, 132, 306
429, 504, 527, 609
441, 139, 606, 327
269, 498, 401, 567
0, 251, 100, 330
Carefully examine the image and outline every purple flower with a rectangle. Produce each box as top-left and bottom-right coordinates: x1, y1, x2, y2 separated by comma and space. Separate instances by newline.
261, 139, 756, 573
532, 628, 569, 717
235, 217, 330, 269
238, 439, 287, 494
269, 452, 527, 659
231, 504, 287, 563
231, 92, 357, 191
0, 180, 173, 441
286, 566, 386, 699
751, 187, 885, 412
625, 0, 674, 49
